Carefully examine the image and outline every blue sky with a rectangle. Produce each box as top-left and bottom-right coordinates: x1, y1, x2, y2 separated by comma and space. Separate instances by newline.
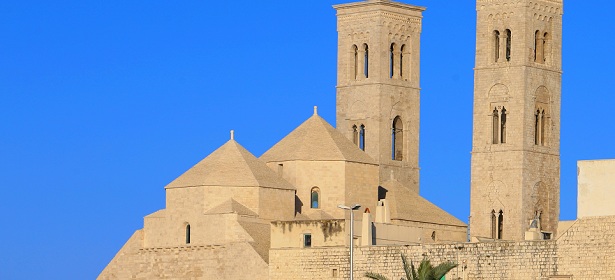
1, 0, 614, 279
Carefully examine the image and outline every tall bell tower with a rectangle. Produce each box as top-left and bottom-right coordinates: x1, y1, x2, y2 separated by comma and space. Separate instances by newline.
334, 0, 425, 192
470, 0, 563, 240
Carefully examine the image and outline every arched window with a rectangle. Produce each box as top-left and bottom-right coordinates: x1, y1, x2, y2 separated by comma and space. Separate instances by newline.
534, 109, 546, 146
494, 30, 501, 62
352, 45, 359, 80
310, 187, 320, 209
491, 210, 497, 239
505, 29, 512, 61
359, 125, 366, 151
392, 116, 403, 161
540, 109, 545, 145
352, 125, 358, 146
390, 43, 395, 78
400, 44, 406, 78
534, 30, 543, 63
500, 107, 507, 144
364, 44, 369, 78
535, 110, 540, 145
492, 107, 507, 144
185, 224, 191, 244
492, 108, 499, 144
543, 32, 550, 64
497, 210, 504, 239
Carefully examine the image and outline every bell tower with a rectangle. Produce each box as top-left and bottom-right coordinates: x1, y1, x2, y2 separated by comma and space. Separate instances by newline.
334, 0, 425, 192
470, 0, 563, 240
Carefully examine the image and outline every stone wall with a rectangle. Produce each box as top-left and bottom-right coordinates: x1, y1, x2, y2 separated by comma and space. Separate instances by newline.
270, 241, 558, 280
557, 216, 615, 279
270, 215, 615, 280
99, 230, 269, 280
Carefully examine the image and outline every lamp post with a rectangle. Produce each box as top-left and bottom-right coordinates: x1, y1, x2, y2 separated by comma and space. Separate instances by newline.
338, 204, 361, 280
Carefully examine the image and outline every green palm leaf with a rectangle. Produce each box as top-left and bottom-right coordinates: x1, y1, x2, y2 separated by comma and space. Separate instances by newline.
365, 271, 390, 280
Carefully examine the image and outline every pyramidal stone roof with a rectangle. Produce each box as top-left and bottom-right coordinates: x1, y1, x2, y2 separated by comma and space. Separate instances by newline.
260, 112, 375, 164
383, 180, 466, 227
205, 199, 258, 217
165, 139, 295, 190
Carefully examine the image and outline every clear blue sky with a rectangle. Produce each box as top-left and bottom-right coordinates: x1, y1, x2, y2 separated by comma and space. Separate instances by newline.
1, 0, 613, 279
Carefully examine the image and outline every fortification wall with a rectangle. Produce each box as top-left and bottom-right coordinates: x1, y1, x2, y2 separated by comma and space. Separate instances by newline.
270, 241, 558, 280
270, 216, 615, 280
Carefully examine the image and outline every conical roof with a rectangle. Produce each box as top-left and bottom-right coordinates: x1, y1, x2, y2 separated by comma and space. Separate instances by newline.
383, 180, 466, 227
260, 114, 375, 164
165, 140, 295, 190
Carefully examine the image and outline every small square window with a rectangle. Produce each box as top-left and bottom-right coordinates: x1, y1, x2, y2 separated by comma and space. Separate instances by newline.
304, 234, 312, 248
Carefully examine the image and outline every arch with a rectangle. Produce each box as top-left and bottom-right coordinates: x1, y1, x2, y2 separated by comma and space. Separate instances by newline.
535, 86, 550, 103
488, 83, 509, 97
352, 125, 359, 146
185, 224, 191, 244
359, 124, 366, 151
310, 187, 320, 209
535, 86, 550, 146
505, 29, 512, 61
392, 116, 403, 161
533, 181, 550, 230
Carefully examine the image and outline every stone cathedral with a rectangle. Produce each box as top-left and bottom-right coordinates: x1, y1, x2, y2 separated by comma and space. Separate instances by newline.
100, 1, 615, 279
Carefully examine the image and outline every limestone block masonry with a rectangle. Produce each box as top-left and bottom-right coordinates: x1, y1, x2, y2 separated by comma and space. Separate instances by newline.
335, 0, 424, 192
470, 0, 562, 241
270, 216, 615, 280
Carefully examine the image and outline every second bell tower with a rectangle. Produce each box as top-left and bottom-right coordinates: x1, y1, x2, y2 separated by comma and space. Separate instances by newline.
469, 0, 562, 241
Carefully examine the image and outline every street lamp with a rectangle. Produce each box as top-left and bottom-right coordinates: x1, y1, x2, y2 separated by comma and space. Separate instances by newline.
338, 204, 361, 280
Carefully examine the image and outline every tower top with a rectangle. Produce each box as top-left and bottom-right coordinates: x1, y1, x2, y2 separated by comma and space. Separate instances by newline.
334, 0, 425, 13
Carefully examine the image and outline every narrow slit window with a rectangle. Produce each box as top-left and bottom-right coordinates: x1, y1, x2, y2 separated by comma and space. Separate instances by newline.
497, 210, 504, 239
492, 108, 499, 144
541, 110, 546, 145
359, 125, 366, 151
390, 44, 395, 78
491, 210, 497, 239
400, 45, 405, 78
186, 224, 191, 244
364, 44, 369, 78
505, 29, 511, 61
353, 45, 358, 80
500, 107, 507, 144
494, 30, 500, 62
535, 110, 540, 145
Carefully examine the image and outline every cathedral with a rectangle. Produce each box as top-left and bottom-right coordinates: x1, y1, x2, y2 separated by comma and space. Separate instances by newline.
99, 0, 615, 279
